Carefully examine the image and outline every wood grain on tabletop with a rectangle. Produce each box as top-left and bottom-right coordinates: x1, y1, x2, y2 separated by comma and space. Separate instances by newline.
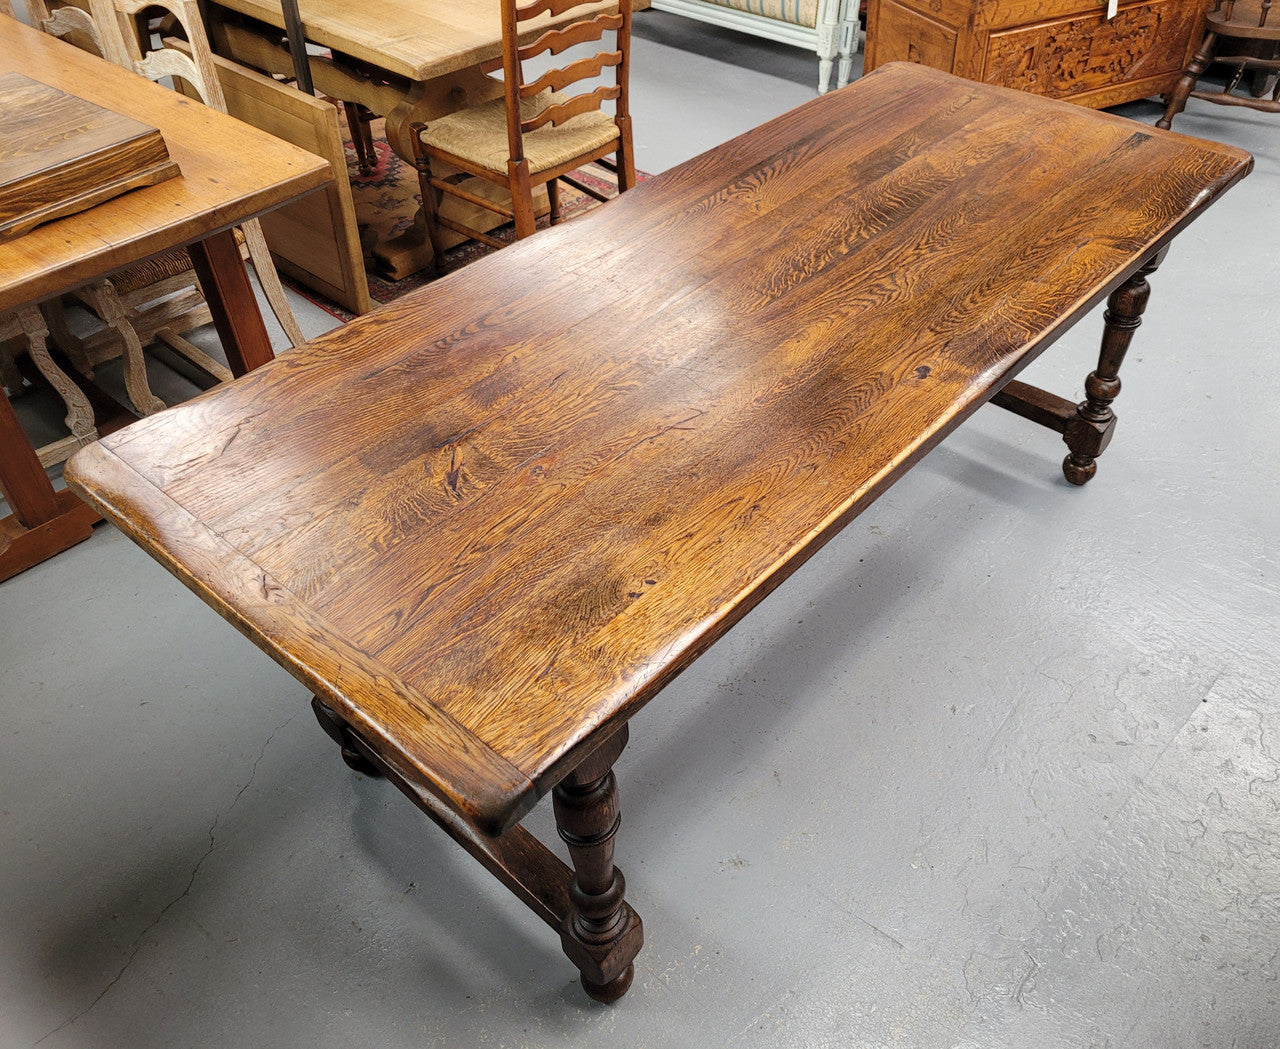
206, 0, 618, 81
0, 18, 330, 313
67, 64, 1251, 832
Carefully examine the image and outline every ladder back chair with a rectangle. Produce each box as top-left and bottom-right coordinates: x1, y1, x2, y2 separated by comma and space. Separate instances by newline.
411, 0, 635, 265
1, 306, 100, 467
1158, 0, 1280, 127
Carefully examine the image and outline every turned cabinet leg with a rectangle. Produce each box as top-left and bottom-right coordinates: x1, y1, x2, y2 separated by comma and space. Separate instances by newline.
1158, 31, 1218, 129
1062, 250, 1166, 485
553, 725, 643, 1003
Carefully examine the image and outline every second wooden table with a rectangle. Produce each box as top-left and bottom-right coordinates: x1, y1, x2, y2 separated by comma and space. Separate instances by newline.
0, 16, 331, 581
205, 0, 616, 277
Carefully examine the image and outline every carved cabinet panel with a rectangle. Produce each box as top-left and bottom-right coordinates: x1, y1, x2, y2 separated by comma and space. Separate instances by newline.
865, 0, 1210, 108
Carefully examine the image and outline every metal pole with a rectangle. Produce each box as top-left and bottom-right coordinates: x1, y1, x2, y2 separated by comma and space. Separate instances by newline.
281, 0, 315, 94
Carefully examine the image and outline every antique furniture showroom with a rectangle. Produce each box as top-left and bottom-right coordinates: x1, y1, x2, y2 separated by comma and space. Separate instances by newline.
3, 1, 1277, 1046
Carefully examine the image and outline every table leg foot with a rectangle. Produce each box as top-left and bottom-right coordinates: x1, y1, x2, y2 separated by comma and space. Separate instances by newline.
310, 695, 385, 777
581, 963, 635, 1004
369, 187, 552, 281
1061, 452, 1098, 486
1061, 249, 1166, 485
0, 488, 100, 582
309, 697, 643, 999
371, 216, 438, 282
554, 726, 643, 1002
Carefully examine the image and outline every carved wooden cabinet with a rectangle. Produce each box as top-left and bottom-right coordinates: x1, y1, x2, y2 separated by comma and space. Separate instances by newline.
864, 0, 1211, 108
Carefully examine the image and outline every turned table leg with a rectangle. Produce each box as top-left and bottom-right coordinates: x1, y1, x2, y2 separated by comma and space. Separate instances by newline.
1062, 249, 1167, 486
553, 725, 643, 1003
310, 696, 643, 1001
311, 696, 385, 777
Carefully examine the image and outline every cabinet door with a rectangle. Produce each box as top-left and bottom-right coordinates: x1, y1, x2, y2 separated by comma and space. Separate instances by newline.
865, 0, 961, 73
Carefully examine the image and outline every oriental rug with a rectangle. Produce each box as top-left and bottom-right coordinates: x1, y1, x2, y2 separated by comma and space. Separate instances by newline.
287, 115, 632, 322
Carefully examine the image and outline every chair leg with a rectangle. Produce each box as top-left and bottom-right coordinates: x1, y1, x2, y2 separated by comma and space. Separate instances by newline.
19, 305, 99, 457
241, 219, 305, 348
1158, 31, 1218, 129
358, 109, 378, 173
836, 0, 859, 89
548, 178, 562, 225
815, 0, 838, 95
0, 340, 25, 397
1255, 67, 1276, 97
615, 116, 637, 193
409, 129, 450, 275
79, 281, 166, 416
41, 297, 94, 378
154, 329, 233, 384
508, 158, 538, 240
343, 101, 376, 176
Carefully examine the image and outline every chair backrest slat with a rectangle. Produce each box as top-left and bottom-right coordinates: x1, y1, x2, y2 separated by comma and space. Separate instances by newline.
515, 0, 589, 20
24, 0, 107, 56
517, 12, 623, 61
520, 50, 620, 100
521, 82, 619, 133
90, 0, 227, 110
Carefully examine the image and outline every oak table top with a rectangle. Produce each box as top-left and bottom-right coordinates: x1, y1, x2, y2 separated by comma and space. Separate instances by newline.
67, 64, 1250, 837
208, 0, 616, 82
65, 61, 1251, 1000
62, 61, 1249, 1002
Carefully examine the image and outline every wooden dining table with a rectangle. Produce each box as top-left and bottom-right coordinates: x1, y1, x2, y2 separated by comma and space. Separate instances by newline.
65, 64, 1250, 998
0, 15, 331, 582
203, 0, 616, 277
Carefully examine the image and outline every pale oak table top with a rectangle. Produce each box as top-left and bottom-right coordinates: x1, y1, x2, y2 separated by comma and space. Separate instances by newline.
202, 0, 614, 280
67, 65, 1250, 837
1, 15, 330, 582
209, 0, 616, 82
0, 15, 331, 315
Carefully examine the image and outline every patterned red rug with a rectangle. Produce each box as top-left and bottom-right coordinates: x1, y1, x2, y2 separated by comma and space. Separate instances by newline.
287, 116, 635, 322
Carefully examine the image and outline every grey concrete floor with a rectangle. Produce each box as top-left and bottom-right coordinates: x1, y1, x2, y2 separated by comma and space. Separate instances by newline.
3, 12, 1279, 1048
